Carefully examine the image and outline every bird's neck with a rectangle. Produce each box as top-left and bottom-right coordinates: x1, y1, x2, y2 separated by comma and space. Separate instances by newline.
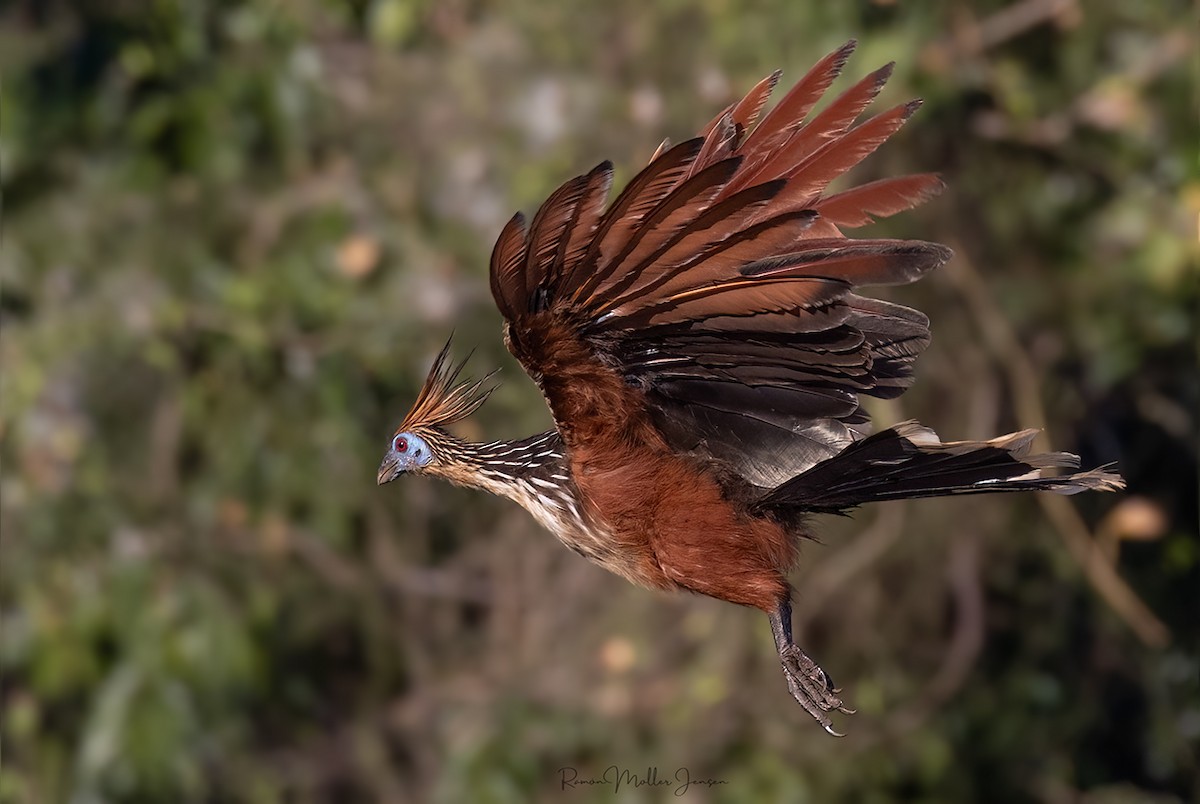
430, 430, 568, 500
428, 429, 594, 543
431, 429, 622, 571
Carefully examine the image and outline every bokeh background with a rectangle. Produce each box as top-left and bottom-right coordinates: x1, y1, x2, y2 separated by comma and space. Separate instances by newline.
2, 1, 1197, 802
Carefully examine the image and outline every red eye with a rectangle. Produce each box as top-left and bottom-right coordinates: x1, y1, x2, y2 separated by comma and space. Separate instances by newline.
393, 436, 408, 453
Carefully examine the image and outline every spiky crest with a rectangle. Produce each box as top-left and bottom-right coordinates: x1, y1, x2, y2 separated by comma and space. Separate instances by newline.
397, 338, 495, 433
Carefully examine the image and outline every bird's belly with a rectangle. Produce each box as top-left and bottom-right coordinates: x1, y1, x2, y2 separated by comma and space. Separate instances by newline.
570, 446, 797, 609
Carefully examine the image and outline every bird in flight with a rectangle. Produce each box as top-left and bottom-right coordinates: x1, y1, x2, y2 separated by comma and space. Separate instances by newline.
376, 41, 1123, 735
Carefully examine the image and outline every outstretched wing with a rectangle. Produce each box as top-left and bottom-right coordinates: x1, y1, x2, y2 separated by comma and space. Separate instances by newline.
489, 41, 952, 488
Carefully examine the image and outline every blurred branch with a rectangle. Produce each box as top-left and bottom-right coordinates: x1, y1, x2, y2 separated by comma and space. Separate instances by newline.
976, 29, 1191, 146
234, 159, 362, 265
924, 0, 1192, 149
289, 527, 365, 591
923, 0, 1080, 67
147, 392, 183, 502
366, 527, 494, 605
267, 716, 415, 803
290, 525, 493, 603
881, 531, 986, 739
793, 504, 906, 640
943, 243, 1171, 648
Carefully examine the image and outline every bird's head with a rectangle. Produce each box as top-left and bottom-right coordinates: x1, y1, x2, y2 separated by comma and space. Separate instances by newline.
377, 429, 437, 484
377, 339, 495, 485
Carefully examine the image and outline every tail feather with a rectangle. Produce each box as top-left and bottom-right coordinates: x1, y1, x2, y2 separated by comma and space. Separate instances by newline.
755, 420, 1124, 514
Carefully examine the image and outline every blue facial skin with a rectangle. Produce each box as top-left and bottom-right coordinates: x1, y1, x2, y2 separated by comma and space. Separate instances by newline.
377, 432, 433, 485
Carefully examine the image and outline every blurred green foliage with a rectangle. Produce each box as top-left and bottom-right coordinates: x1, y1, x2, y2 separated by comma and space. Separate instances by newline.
1, 1, 1197, 802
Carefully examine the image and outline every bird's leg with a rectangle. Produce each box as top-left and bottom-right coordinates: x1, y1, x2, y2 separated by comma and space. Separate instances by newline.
768, 598, 855, 736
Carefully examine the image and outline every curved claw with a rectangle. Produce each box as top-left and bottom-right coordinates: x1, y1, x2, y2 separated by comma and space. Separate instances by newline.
779, 644, 855, 734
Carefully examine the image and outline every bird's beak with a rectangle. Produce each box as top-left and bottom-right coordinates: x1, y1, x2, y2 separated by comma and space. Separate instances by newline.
377, 454, 401, 486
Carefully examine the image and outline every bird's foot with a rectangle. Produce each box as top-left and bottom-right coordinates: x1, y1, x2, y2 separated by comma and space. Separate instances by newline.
779, 645, 856, 736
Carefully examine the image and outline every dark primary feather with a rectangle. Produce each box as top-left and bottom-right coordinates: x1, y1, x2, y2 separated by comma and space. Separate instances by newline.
489, 213, 528, 321
597, 157, 745, 303
599, 181, 791, 313
572, 139, 704, 305
725, 63, 898, 200
722, 41, 858, 192
814, 173, 945, 228
556, 162, 615, 298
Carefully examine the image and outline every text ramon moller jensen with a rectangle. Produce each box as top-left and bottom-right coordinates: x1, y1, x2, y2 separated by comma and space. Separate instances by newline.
559, 765, 728, 796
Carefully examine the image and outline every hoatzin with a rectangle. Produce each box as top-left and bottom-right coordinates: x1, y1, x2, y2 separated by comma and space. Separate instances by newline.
376, 41, 1124, 734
